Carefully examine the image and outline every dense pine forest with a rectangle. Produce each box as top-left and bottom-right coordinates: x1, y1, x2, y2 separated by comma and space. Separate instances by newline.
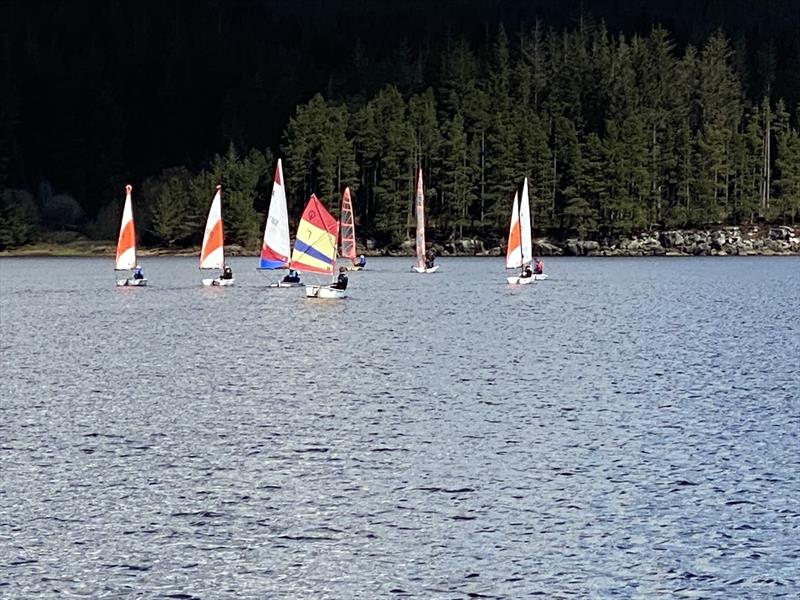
1, 0, 799, 250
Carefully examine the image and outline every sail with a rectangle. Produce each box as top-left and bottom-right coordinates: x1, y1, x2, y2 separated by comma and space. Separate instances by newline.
505, 191, 522, 269
200, 185, 225, 270
339, 187, 357, 264
414, 168, 426, 269
519, 177, 533, 265
289, 194, 338, 274
259, 159, 291, 269
115, 184, 137, 270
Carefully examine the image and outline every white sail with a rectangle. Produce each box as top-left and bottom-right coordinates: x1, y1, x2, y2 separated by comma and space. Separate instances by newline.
259, 159, 291, 269
505, 191, 522, 269
519, 177, 533, 266
115, 185, 137, 270
200, 186, 225, 270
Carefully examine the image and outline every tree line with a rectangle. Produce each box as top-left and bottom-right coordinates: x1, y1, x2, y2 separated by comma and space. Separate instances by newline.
2, 22, 799, 250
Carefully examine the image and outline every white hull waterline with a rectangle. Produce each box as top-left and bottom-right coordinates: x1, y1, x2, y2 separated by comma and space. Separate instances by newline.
116, 278, 148, 287
202, 278, 235, 287
412, 265, 439, 274
506, 273, 548, 284
305, 285, 346, 299
345, 265, 364, 271
268, 281, 303, 288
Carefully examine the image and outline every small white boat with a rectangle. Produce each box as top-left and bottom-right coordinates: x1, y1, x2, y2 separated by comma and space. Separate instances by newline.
412, 265, 439, 274
258, 159, 299, 287
290, 194, 347, 300
412, 168, 438, 274
114, 184, 147, 287
200, 185, 234, 286
505, 178, 545, 284
305, 285, 346, 299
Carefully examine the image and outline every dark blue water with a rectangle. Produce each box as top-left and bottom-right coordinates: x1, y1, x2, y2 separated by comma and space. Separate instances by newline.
1, 256, 798, 598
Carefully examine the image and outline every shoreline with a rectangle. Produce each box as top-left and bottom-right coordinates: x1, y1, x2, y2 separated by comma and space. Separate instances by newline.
1, 226, 798, 258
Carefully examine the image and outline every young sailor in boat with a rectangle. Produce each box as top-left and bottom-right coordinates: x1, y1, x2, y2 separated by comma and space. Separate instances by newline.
282, 269, 301, 283
330, 266, 348, 290
356, 254, 367, 268
220, 264, 234, 280
533, 257, 544, 274
425, 249, 436, 269
521, 264, 533, 278
133, 265, 144, 280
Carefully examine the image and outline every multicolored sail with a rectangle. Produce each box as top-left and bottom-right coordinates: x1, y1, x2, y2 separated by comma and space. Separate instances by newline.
289, 194, 338, 274
505, 190, 522, 269
519, 177, 533, 266
200, 185, 225, 270
259, 159, 291, 269
115, 184, 137, 270
339, 187, 357, 265
414, 168, 427, 270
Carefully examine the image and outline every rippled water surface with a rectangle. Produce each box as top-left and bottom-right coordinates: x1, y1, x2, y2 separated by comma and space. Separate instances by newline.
1, 256, 799, 598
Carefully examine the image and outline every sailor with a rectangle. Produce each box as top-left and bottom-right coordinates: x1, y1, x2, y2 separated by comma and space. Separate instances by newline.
133, 265, 144, 279
331, 266, 348, 290
521, 264, 533, 278
356, 254, 367, 268
220, 264, 234, 280
282, 269, 300, 283
425, 249, 435, 269
533, 257, 544, 274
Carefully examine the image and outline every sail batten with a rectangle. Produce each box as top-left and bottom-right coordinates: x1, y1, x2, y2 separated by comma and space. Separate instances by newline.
289, 194, 338, 274
200, 186, 225, 270
115, 184, 137, 271
340, 187, 357, 264
259, 159, 291, 270
414, 169, 426, 269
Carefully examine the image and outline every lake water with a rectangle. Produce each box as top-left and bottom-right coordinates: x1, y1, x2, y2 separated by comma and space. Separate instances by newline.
1, 256, 798, 599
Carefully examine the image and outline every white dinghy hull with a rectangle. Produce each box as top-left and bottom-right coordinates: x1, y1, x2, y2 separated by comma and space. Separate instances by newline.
268, 281, 303, 288
202, 278, 235, 287
305, 285, 346, 299
412, 265, 439, 274
116, 278, 148, 287
506, 273, 547, 285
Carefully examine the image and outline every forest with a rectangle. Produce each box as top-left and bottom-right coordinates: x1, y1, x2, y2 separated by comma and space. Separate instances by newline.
1, 0, 799, 250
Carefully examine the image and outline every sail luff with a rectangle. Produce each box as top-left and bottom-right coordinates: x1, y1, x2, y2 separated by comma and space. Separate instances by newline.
115, 184, 137, 270
339, 187, 357, 264
414, 168, 426, 269
259, 159, 291, 269
520, 177, 533, 266
200, 186, 225, 270
289, 194, 338, 274
505, 191, 522, 269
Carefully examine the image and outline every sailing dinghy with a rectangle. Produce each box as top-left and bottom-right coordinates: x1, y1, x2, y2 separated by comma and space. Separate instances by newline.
290, 194, 346, 299
506, 178, 547, 284
200, 185, 234, 286
339, 187, 362, 271
258, 159, 301, 287
115, 184, 147, 287
412, 168, 438, 273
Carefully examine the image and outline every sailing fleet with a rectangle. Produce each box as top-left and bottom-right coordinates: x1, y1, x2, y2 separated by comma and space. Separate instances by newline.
114, 163, 548, 295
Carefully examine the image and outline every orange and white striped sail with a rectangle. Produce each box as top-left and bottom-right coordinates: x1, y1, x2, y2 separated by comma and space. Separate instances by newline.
505, 190, 522, 269
414, 168, 427, 270
339, 187, 357, 264
115, 184, 137, 270
200, 185, 225, 270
